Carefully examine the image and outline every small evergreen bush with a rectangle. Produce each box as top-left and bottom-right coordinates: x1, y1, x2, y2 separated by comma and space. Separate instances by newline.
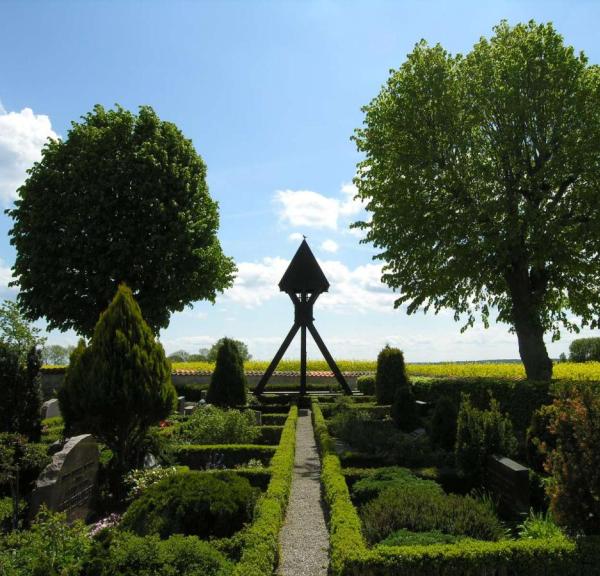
545, 384, 600, 535
206, 338, 247, 407
58, 284, 176, 484
391, 383, 419, 432
120, 471, 258, 539
430, 395, 458, 450
0, 344, 42, 441
352, 466, 442, 505
84, 530, 232, 576
357, 375, 375, 395
454, 394, 518, 484
360, 484, 505, 544
176, 406, 259, 445
525, 404, 558, 474
375, 346, 408, 405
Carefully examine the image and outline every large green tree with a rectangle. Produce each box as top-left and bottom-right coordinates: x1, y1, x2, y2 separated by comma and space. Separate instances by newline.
58, 284, 176, 483
353, 21, 600, 380
8, 104, 235, 337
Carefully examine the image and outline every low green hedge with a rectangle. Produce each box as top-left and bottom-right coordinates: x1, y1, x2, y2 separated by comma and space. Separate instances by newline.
357, 375, 376, 395
233, 405, 298, 576
172, 445, 276, 469
311, 399, 600, 576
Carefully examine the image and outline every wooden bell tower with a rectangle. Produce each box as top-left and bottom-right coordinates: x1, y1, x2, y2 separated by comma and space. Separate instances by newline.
254, 240, 352, 395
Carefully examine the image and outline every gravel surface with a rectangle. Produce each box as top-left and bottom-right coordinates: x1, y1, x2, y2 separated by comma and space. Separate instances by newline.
277, 409, 330, 576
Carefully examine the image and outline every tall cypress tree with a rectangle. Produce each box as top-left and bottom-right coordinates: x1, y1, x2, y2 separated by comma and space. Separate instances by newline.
206, 338, 247, 407
59, 284, 176, 482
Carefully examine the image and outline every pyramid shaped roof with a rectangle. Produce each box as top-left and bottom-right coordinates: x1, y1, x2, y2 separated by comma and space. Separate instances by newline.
278, 240, 329, 294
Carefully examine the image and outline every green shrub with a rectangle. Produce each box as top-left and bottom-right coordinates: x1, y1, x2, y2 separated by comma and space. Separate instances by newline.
430, 395, 458, 450
123, 466, 180, 501
120, 471, 258, 539
518, 510, 563, 540
0, 343, 42, 441
375, 346, 409, 405
545, 384, 600, 535
569, 337, 600, 362
207, 338, 247, 407
380, 528, 469, 547
85, 530, 232, 576
357, 375, 375, 395
455, 394, 518, 484
58, 285, 176, 484
391, 383, 419, 432
352, 466, 442, 505
360, 484, 506, 544
176, 406, 259, 445
172, 445, 275, 469
0, 508, 90, 576
526, 404, 558, 473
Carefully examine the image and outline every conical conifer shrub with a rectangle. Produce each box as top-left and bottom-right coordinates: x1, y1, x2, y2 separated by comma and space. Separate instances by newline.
59, 284, 176, 478
206, 338, 247, 407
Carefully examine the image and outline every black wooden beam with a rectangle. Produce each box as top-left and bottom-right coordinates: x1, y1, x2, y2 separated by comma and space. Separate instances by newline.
254, 323, 300, 395
307, 322, 353, 395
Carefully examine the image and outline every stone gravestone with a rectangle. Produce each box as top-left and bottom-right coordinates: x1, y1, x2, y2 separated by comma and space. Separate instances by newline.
41, 398, 61, 420
177, 396, 186, 415
30, 434, 99, 523
486, 455, 530, 516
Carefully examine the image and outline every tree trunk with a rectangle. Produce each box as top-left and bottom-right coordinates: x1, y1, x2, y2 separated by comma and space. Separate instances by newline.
506, 268, 553, 381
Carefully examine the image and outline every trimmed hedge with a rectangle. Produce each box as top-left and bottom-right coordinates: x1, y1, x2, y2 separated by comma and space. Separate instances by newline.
357, 376, 376, 395
411, 377, 553, 432
311, 399, 600, 576
172, 445, 276, 469
232, 405, 298, 576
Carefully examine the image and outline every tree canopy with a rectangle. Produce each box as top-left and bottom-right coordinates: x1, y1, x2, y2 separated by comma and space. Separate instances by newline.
0, 300, 46, 361
353, 21, 600, 380
8, 104, 236, 337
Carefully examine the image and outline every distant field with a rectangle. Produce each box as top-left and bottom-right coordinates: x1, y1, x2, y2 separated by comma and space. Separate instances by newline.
44, 360, 600, 381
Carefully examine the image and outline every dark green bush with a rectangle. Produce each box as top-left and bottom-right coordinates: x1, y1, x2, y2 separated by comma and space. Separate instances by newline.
172, 445, 275, 469
375, 346, 408, 405
120, 471, 258, 539
545, 385, 600, 535
526, 404, 558, 473
391, 384, 419, 432
207, 339, 247, 407
352, 466, 442, 505
360, 484, 506, 544
357, 375, 375, 395
430, 395, 458, 450
85, 530, 232, 576
455, 395, 518, 484
380, 528, 469, 547
0, 343, 42, 441
569, 337, 600, 362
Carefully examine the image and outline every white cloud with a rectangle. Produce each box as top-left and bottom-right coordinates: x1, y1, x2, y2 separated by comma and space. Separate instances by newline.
225, 255, 396, 313
274, 182, 366, 231
0, 103, 58, 205
0, 259, 16, 294
320, 239, 339, 253
288, 232, 304, 242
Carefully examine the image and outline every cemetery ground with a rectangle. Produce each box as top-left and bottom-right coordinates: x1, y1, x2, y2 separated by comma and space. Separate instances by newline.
3, 350, 600, 574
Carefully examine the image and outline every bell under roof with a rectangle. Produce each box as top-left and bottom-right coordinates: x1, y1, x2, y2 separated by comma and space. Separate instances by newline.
278, 239, 330, 294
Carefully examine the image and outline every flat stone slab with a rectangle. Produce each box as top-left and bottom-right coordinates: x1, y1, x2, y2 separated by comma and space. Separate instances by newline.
277, 409, 329, 576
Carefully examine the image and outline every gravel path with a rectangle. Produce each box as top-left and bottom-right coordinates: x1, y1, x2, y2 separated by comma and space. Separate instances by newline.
277, 408, 329, 576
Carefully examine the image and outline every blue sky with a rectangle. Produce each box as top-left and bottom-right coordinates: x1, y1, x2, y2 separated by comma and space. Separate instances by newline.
1, 0, 598, 361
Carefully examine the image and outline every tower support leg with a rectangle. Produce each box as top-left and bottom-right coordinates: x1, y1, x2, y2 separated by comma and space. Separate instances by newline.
254, 323, 300, 395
